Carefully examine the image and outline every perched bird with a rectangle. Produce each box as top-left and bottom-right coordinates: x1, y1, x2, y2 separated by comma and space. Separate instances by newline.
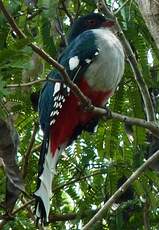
35, 12, 125, 224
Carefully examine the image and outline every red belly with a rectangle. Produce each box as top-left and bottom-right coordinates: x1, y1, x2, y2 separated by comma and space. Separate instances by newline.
50, 79, 112, 154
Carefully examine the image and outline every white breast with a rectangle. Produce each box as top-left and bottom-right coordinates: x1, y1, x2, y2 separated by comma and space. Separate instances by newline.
85, 28, 125, 92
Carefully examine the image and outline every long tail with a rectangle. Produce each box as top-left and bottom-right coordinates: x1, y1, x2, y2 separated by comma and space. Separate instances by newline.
34, 135, 65, 224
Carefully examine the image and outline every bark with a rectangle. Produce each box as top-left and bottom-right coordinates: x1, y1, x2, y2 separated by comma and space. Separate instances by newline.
0, 119, 24, 214
137, 0, 159, 50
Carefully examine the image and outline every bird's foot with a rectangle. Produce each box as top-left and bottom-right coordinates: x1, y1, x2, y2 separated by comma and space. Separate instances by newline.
78, 97, 94, 112
104, 106, 112, 119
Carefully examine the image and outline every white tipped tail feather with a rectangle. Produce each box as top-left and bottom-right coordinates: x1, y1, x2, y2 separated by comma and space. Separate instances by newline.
35, 141, 66, 222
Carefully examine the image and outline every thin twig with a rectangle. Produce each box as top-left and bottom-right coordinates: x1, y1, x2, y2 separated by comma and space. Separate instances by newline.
75, 0, 81, 19
82, 149, 159, 230
114, 0, 130, 15
22, 123, 39, 179
53, 170, 104, 194
143, 199, 150, 230
12, 199, 34, 215
60, 0, 74, 24
5, 78, 62, 88
27, 8, 44, 20
5, 79, 45, 88
55, 16, 68, 47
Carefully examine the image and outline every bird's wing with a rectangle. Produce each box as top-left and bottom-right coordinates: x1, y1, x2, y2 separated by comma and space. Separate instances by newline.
39, 30, 99, 132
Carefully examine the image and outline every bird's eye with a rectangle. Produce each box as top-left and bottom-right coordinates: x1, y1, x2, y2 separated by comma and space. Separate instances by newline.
87, 19, 96, 26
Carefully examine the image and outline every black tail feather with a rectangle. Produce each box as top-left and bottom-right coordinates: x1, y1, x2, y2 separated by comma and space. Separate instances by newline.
34, 196, 47, 225
34, 133, 49, 225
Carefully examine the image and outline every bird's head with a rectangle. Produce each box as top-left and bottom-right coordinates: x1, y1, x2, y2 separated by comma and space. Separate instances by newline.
68, 13, 115, 42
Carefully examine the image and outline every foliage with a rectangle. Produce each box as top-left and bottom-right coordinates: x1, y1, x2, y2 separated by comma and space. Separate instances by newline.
0, 0, 159, 229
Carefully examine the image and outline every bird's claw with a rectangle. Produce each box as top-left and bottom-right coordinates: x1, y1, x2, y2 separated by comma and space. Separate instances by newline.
104, 107, 111, 119
78, 98, 94, 112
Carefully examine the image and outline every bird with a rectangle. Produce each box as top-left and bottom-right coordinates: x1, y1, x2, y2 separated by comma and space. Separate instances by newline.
34, 12, 125, 224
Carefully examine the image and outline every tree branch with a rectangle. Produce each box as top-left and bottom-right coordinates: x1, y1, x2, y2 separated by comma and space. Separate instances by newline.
109, 110, 159, 137
93, 107, 159, 137
97, 0, 155, 122
49, 209, 98, 222
82, 149, 159, 230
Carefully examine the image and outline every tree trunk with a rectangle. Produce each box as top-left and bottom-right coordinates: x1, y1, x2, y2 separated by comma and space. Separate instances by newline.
137, 0, 159, 50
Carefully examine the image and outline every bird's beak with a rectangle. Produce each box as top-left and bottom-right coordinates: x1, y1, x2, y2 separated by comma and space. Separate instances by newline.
102, 20, 115, 28
102, 19, 118, 35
